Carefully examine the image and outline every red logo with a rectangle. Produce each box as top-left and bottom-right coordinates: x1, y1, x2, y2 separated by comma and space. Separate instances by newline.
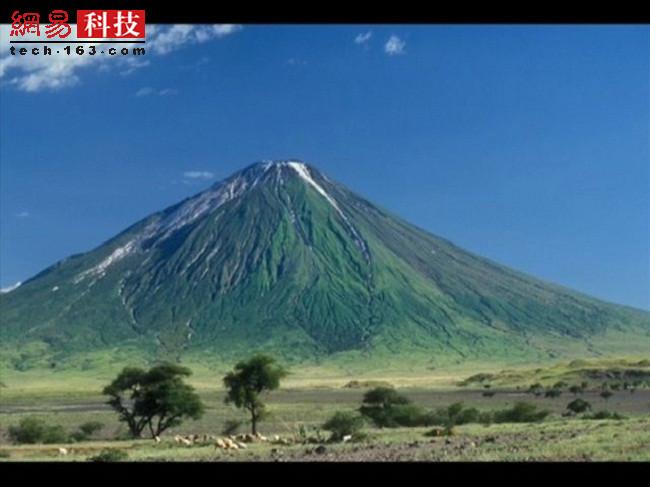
9, 9, 145, 40
10, 11, 42, 37
46, 10, 72, 39
77, 10, 145, 38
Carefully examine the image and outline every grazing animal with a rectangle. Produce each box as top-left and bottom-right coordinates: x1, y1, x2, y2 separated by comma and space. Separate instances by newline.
58, 448, 68, 456
223, 438, 238, 449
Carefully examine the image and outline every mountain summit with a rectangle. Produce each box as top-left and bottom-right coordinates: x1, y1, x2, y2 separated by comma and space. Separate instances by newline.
1, 161, 648, 368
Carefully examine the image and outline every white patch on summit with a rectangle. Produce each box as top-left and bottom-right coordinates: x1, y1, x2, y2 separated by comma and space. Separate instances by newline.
287, 162, 343, 214
73, 160, 371, 282
287, 162, 370, 260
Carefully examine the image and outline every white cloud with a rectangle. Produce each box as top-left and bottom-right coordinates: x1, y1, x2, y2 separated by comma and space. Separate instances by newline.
135, 86, 154, 97
183, 171, 214, 180
120, 58, 150, 76
15, 211, 30, 218
0, 24, 242, 92
136, 86, 178, 97
286, 58, 307, 66
354, 32, 372, 44
180, 56, 210, 71
149, 24, 242, 55
384, 35, 406, 56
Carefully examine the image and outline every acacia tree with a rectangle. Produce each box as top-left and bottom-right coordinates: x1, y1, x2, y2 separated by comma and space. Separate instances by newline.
103, 363, 204, 438
358, 387, 415, 427
567, 398, 591, 414
223, 354, 288, 435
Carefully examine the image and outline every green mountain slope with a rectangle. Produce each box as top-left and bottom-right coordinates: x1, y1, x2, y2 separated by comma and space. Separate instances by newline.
1, 161, 648, 370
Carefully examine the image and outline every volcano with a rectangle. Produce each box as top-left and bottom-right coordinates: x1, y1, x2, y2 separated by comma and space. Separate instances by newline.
1, 161, 648, 368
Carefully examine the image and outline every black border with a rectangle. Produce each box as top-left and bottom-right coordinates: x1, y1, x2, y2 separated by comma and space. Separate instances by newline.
0, 460, 647, 481
4, 2, 650, 23
2, 0, 649, 475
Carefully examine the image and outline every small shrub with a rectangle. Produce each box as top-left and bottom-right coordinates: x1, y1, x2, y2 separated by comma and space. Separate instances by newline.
361, 387, 410, 407
296, 423, 308, 441
0, 451, 10, 459
41, 425, 68, 443
569, 359, 589, 368
444, 425, 457, 436
70, 431, 86, 442
343, 380, 393, 389
71, 421, 104, 442
430, 402, 482, 426
8, 417, 68, 444
296, 423, 327, 444
567, 398, 591, 414
493, 402, 549, 423
221, 419, 243, 436
426, 425, 456, 436
79, 421, 104, 437
322, 412, 365, 442
545, 388, 562, 398
482, 391, 495, 397
388, 404, 434, 427
569, 385, 583, 395
600, 390, 614, 401
452, 404, 480, 425
424, 427, 446, 437
350, 431, 369, 442
478, 411, 493, 425
88, 448, 128, 462
583, 410, 626, 420
359, 387, 431, 427
458, 373, 495, 386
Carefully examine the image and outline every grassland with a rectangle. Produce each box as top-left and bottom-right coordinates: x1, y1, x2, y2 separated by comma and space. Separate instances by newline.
1, 357, 649, 461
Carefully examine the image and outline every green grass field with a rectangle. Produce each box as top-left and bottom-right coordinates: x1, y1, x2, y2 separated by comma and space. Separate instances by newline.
3, 418, 650, 462
1, 356, 649, 461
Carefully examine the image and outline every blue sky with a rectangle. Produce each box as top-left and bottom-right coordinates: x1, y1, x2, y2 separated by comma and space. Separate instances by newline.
1, 25, 648, 309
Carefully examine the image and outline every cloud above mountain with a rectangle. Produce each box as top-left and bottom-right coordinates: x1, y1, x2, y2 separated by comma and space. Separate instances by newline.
0, 24, 242, 92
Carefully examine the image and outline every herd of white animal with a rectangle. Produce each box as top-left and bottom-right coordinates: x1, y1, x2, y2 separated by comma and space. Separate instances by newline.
170, 432, 292, 450
55, 431, 354, 457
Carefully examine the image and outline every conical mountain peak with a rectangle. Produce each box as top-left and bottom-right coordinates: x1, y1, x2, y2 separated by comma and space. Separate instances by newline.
1, 160, 648, 367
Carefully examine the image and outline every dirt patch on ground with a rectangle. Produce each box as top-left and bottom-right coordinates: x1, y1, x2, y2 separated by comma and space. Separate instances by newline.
206, 427, 600, 462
